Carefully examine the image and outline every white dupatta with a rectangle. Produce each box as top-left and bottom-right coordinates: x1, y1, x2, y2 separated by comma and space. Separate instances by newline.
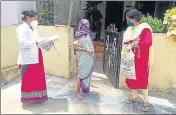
122, 23, 154, 66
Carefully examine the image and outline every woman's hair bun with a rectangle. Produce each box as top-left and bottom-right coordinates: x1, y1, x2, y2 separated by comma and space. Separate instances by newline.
21, 10, 37, 21
22, 10, 27, 15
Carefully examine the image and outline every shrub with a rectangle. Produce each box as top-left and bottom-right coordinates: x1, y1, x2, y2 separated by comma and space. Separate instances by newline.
140, 15, 164, 33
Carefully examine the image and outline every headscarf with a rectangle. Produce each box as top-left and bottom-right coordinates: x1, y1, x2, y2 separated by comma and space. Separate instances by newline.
74, 19, 90, 40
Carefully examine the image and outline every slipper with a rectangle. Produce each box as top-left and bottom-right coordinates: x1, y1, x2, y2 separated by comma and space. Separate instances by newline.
126, 97, 137, 104
142, 102, 150, 112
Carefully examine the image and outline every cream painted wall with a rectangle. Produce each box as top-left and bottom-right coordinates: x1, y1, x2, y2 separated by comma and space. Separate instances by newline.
1, 26, 18, 68
119, 33, 176, 90
1, 25, 76, 78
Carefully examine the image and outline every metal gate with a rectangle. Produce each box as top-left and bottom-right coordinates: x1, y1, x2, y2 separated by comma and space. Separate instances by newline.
103, 30, 123, 89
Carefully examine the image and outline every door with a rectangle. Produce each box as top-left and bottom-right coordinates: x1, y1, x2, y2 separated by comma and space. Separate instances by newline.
105, 1, 124, 32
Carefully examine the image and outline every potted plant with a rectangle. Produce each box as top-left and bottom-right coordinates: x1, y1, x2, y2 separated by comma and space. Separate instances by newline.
140, 15, 164, 33
37, 8, 50, 25
163, 8, 176, 40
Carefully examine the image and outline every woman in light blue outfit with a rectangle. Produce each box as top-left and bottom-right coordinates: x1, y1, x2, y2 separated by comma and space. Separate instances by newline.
73, 19, 95, 100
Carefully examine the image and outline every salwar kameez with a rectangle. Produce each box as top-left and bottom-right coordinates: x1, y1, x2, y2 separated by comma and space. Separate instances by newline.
125, 28, 152, 89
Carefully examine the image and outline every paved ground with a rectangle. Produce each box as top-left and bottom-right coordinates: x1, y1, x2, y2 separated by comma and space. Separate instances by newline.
1, 59, 176, 114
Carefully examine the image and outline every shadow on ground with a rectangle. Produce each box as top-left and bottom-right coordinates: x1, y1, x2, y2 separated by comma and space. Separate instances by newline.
91, 76, 113, 89
54, 89, 102, 106
22, 97, 68, 114
1, 77, 21, 90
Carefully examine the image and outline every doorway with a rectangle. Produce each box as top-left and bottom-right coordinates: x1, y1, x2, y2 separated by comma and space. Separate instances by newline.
155, 1, 172, 21
135, 1, 156, 17
105, 1, 124, 32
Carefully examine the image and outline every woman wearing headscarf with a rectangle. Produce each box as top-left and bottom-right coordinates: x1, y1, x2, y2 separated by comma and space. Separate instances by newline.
73, 19, 95, 100
121, 9, 154, 112
16, 10, 54, 104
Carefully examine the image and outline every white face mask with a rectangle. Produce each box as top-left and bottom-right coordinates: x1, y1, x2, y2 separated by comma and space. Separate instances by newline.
30, 20, 38, 29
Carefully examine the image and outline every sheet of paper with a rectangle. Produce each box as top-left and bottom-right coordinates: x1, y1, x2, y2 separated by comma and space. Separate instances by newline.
38, 34, 59, 45
37, 34, 59, 48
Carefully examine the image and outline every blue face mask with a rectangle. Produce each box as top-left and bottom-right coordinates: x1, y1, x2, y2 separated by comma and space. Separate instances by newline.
127, 20, 134, 26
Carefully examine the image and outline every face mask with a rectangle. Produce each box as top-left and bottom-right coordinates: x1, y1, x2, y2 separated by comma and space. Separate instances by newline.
127, 20, 134, 27
30, 20, 38, 29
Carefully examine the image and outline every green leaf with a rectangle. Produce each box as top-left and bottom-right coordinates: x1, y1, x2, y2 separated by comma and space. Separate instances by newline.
140, 15, 164, 33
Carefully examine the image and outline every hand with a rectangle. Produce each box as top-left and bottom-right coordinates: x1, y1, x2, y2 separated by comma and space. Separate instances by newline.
86, 49, 94, 55
49, 41, 54, 46
133, 40, 139, 49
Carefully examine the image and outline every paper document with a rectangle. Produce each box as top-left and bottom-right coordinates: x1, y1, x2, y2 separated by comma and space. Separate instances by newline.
38, 34, 59, 48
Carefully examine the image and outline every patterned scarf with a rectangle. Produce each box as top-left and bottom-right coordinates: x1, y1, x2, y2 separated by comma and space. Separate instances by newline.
74, 19, 90, 41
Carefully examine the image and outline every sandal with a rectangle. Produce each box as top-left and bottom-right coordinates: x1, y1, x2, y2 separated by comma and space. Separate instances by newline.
126, 97, 137, 104
142, 102, 150, 112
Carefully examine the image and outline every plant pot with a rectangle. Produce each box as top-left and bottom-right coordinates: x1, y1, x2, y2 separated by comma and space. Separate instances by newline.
168, 34, 176, 41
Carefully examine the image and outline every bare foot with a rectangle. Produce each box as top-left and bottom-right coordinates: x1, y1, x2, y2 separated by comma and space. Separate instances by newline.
76, 93, 83, 100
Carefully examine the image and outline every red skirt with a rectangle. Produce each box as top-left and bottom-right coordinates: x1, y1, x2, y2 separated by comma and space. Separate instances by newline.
19, 49, 48, 103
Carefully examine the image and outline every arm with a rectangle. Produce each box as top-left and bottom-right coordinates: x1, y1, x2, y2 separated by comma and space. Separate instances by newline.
73, 40, 86, 52
138, 29, 152, 47
73, 44, 85, 52
73, 40, 93, 55
16, 28, 37, 49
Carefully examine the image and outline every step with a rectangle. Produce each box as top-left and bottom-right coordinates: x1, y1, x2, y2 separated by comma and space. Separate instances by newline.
95, 45, 104, 52
93, 41, 104, 47
95, 52, 104, 59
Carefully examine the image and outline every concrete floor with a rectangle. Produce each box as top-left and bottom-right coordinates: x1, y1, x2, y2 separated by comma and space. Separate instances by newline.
1, 59, 176, 114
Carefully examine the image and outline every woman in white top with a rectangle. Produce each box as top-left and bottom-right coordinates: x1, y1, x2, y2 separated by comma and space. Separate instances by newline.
16, 10, 53, 104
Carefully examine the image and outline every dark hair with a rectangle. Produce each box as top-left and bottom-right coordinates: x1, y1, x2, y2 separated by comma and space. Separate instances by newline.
126, 9, 143, 22
21, 10, 37, 21
124, 9, 130, 19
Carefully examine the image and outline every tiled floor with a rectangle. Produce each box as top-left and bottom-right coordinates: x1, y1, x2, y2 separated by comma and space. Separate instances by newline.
1, 59, 176, 114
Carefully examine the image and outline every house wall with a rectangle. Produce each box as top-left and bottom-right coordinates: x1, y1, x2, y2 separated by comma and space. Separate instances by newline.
1, 1, 36, 26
